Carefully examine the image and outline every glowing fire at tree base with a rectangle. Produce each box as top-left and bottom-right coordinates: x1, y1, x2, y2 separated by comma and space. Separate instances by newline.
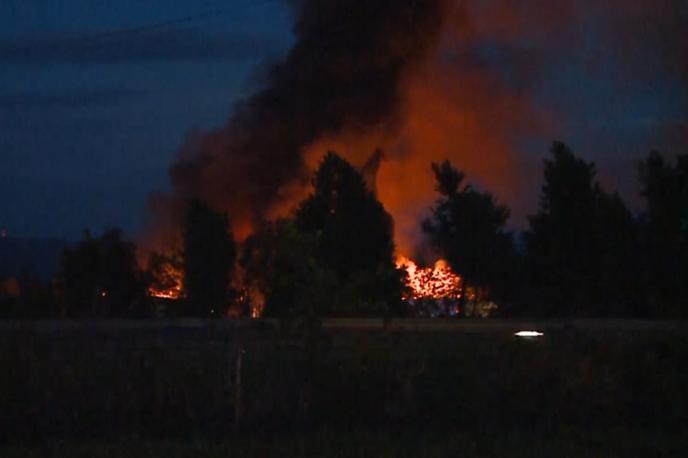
148, 261, 184, 300
146, 255, 495, 319
395, 256, 498, 318
396, 256, 462, 301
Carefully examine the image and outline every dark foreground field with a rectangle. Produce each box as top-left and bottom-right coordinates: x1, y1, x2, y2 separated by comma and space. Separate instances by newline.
2, 319, 687, 457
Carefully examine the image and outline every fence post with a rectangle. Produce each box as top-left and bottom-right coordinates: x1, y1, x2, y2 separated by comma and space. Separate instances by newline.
233, 346, 244, 432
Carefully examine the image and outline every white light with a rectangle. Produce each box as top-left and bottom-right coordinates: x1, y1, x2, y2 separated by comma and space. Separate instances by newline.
515, 330, 544, 337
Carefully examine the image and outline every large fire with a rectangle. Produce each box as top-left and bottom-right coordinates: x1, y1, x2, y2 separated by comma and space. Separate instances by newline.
396, 256, 462, 300
147, 255, 462, 311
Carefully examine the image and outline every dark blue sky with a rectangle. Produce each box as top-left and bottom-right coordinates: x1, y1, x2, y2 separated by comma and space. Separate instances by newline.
1, 0, 293, 239
1, 0, 686, 239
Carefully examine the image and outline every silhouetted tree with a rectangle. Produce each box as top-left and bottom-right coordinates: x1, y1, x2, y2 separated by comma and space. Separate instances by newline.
294, 152, 404, 316
638, 151, 688, 316
421, 160, 514, 311
57, 229, 147, 317
592, 190, 639, 313
240, 219, 338, 318
525, 142, 638, 316
183, 199, 236, 317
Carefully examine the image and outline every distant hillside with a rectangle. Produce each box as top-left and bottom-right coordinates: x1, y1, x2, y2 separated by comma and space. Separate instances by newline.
0, 236, 69, 281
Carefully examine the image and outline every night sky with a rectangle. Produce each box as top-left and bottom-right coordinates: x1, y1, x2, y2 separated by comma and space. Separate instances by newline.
1, 0, 686, 240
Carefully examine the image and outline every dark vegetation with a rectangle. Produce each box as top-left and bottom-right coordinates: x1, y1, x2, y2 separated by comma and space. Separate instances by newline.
1, 146, 686, 456
241, 152, 402, 318
421, 143, 687, 318
1, 145, 687, 319
637, 152, 688, 316
523, 143, 642, 317
183, 199, 236, 317
2, 322, 687, 456
422, 160, 514, 310
295, 152, 401, 316
56, 229, 148, 318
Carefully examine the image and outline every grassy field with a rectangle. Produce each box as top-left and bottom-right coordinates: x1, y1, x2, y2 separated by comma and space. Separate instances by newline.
4, 429, 688, 458
2, 319, 687, 456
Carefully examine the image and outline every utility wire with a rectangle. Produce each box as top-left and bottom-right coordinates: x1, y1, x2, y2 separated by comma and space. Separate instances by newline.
77, 0, 280, 44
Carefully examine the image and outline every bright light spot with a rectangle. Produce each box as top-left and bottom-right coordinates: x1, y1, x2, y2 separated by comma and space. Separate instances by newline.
250, 302, 264, 319
515, 330, 544, 338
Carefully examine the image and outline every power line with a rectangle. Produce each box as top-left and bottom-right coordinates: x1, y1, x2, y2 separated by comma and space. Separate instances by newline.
79, 0, 280, 43
80, 9, 232, 42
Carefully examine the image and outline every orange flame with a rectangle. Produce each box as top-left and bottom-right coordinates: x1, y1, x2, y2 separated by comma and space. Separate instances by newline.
148, 262, 184, 300
250, 303, 264, 319
396, 255, 462, 300
146, 255, 463, 314
147, 263, 265, 319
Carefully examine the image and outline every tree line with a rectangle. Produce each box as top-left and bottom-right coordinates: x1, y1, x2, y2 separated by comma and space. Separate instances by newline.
1, 143, 686, 319
425, 142, 687, 318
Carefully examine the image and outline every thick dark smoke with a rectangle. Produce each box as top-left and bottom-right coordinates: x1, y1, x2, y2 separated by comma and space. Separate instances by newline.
147, 0, 688, 255
150, 0, 448, 246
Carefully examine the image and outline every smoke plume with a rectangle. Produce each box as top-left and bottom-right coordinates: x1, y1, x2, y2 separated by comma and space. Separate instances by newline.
148, 0, 448, 251
148, 0, 688, 256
